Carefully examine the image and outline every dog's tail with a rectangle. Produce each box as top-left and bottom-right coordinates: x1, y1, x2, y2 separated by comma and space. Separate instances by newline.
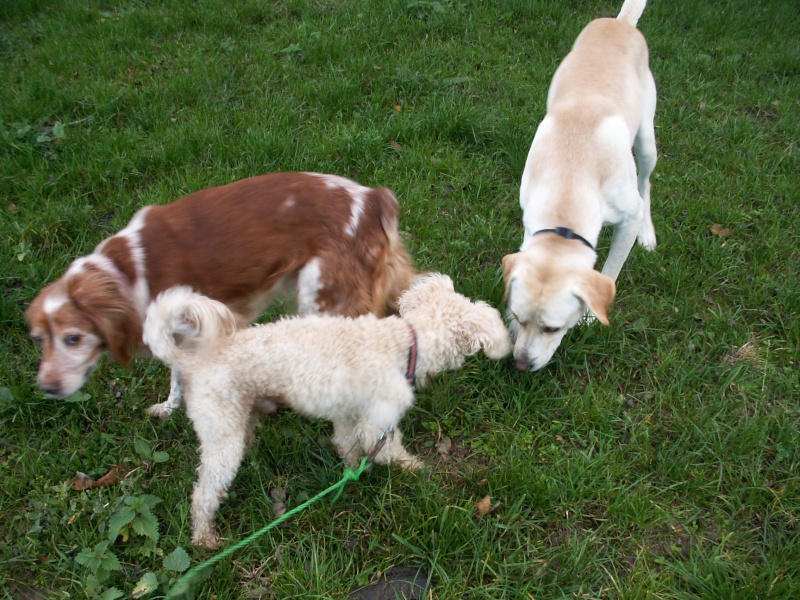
142, 286, 237, 371
617, 0, 647, 27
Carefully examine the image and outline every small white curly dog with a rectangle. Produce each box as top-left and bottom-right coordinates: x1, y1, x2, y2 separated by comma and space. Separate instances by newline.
143, 273, 511, 547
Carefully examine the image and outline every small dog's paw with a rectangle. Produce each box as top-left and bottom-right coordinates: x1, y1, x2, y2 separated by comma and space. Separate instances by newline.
193, 531, 222, 549
399, 455, 424, 471
146, 401, 175, 419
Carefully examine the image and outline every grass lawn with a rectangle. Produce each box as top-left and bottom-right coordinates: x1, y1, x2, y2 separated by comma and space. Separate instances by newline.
1, 0, 798, 597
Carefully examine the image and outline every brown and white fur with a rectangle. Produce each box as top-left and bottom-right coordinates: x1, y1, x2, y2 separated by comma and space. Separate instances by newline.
142, 274, 511, 547
502, 0, 657, 371
25, 172, 414, 413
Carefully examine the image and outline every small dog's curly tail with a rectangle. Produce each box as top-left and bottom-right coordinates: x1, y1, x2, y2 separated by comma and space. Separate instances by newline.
143, 286, 237, 370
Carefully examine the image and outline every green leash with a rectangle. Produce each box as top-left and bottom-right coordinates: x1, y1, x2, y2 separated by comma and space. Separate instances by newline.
166, 451, 380, 598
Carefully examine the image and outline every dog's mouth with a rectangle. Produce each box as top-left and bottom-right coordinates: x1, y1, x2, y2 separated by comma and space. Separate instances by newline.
514, 357, 550, 372
39, 384, 77, 399
37, 364, 98, 398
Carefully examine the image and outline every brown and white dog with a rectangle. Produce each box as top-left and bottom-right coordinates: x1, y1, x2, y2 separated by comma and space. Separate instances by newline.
26, 172, 414, 415
502, 0, 657, 372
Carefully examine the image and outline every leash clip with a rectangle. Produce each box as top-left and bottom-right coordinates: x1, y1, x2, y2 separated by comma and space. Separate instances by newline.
380, 426, 395, 442
366, 426, 394, 463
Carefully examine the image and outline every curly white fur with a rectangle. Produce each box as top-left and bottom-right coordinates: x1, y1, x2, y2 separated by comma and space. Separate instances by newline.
143, 273, 511, 548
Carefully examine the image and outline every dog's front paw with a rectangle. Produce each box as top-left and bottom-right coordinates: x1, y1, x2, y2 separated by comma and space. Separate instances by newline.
192, 530, 222, 549
146, 401, 175, 419
637, 223, 657, 251
397, 454, 424, 471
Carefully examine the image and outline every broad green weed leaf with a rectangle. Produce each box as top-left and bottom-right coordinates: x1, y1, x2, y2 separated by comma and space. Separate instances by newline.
75, 542, 121, 583
108, 506, 136, 542
136, 494, 162, 511
440, 76, 472, 86
132, 572, 159, 598
164, 546, 191, 573
99, 588, 125, 600
65, 391, 91, 403
131, 510, 159, 541
134, 438, 152, 459
280, 43, 301, 54
13, 122, 31, 137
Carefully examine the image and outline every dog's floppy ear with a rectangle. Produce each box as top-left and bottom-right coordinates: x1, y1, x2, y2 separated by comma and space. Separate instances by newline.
374, 186, 400, 237
573, 270, 616, 326
501, 253, 521, 302
68, 268, 141, 367
359, 187, 417, 316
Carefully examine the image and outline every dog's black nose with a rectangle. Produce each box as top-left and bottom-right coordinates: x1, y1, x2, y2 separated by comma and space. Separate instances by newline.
39, 384, 62, 397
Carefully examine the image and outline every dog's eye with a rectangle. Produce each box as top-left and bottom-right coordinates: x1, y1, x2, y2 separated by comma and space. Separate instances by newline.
542, 326, 560, 334
64, 334, 83, 347
32, 335, 44, 347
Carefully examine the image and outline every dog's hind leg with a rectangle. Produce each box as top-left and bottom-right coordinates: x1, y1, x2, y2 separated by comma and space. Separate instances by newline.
634, 70, 658, 251
187, 397, 249, 548
332, 418, 363, 467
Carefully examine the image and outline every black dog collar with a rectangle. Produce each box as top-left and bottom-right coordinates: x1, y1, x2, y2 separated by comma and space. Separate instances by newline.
532, 227, 595, 252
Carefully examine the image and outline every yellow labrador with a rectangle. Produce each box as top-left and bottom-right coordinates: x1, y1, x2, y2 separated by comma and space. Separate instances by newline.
503, 0, 657, 371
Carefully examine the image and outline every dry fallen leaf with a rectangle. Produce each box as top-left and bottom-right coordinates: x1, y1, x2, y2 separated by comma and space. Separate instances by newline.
72, 464, 131, 491
725, 337, 761, 365
710, 223, 734, 237
435, 436, 452, 456
270, 487, 287, 517
272, 502, 286, 518
95, 464, 130, 487
389, 140, 402, 152
475, 495, 492, 517
73, 472, 93, 491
